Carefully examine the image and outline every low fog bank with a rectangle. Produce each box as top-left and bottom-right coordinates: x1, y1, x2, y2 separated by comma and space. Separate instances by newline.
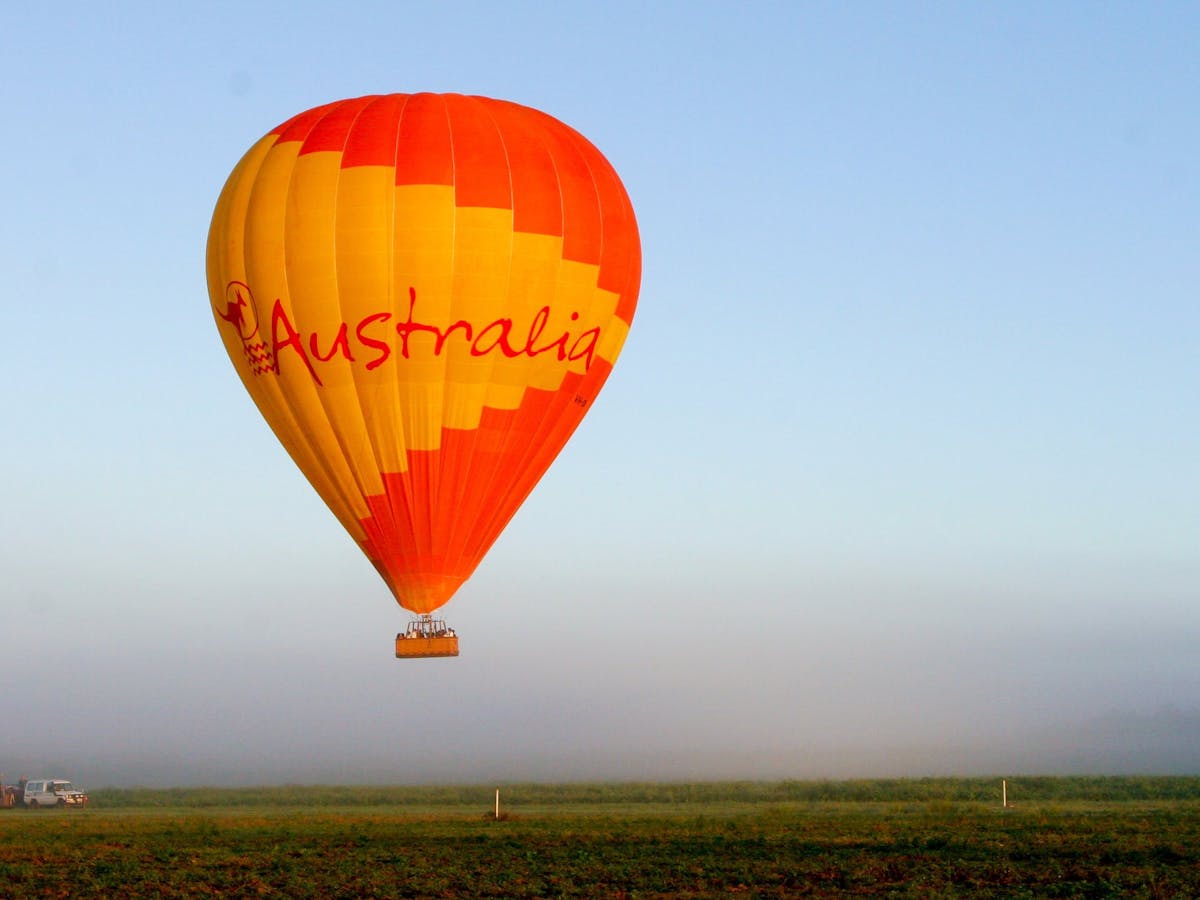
5, 708, 1197, 790
6, 564, 1196, 790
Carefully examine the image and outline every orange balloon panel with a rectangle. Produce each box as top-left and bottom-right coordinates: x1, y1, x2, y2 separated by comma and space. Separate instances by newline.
206, 94, 640, 614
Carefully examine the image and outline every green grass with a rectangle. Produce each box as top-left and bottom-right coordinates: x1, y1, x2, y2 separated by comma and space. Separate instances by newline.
84, 775, 1200, 808
2, 779, 1199, 897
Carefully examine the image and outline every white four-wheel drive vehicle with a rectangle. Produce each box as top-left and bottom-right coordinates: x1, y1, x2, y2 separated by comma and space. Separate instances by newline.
22, 779, 88, 807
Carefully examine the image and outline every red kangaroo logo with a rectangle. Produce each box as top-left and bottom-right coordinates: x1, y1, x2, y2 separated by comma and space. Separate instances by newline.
216, 281, 260, 341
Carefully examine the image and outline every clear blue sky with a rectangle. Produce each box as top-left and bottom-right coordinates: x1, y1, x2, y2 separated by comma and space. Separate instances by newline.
1, 1, 1196, 786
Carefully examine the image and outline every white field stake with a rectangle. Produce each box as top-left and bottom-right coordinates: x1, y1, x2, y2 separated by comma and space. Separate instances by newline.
1002, 779, 1007, 808
495, 788, 500, 819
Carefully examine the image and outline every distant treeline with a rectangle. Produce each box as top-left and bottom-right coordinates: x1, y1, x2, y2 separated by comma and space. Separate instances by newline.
87, 776, 1200, 809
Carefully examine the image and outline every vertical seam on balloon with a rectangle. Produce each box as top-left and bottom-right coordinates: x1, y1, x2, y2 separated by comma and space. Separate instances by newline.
562, 122, 625, 426
214, 136, 335, 523
280, 108, 369, 542
335, 96, 407, 599
538, 126, 624, 500
433, 93, 466, 590
298, 99, 388, 550
596, 144, 640, 325
396, 94, 438, 603
468, 112, 583, 557
237, 143, 328, 515
439, 95, 519, 585
416, 93, 447, 588
246, 130, 369, 545
463, 106, 578, 576
434, 95, 470, 595
383, 93, 424, 608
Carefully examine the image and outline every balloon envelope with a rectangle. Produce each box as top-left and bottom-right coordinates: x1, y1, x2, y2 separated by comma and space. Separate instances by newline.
207, 93, 640, 615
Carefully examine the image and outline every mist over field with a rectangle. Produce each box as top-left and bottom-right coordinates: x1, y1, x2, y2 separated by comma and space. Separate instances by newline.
58, 708, 1200, 789
4, 579, 1198, 788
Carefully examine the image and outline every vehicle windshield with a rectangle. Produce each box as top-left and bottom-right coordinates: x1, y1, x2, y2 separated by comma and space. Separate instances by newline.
52, 782, 75, 791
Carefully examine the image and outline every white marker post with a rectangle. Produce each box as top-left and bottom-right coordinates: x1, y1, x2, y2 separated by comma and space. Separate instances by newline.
495, 788, 500, 820
1002, 779, 1007, 809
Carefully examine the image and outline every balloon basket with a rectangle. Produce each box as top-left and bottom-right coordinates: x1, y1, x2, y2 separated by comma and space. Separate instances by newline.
395, 616, 459, 659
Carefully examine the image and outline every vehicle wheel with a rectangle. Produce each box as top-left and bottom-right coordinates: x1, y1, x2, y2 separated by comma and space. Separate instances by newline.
57, 799, 66, 808
28, 800, 37, 809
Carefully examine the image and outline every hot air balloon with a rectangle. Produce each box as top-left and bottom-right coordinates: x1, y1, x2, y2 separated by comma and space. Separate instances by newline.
206, 93, 640, 658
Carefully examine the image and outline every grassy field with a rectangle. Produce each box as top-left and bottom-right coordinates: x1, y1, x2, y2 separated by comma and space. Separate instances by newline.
1, 778, 1198, 897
